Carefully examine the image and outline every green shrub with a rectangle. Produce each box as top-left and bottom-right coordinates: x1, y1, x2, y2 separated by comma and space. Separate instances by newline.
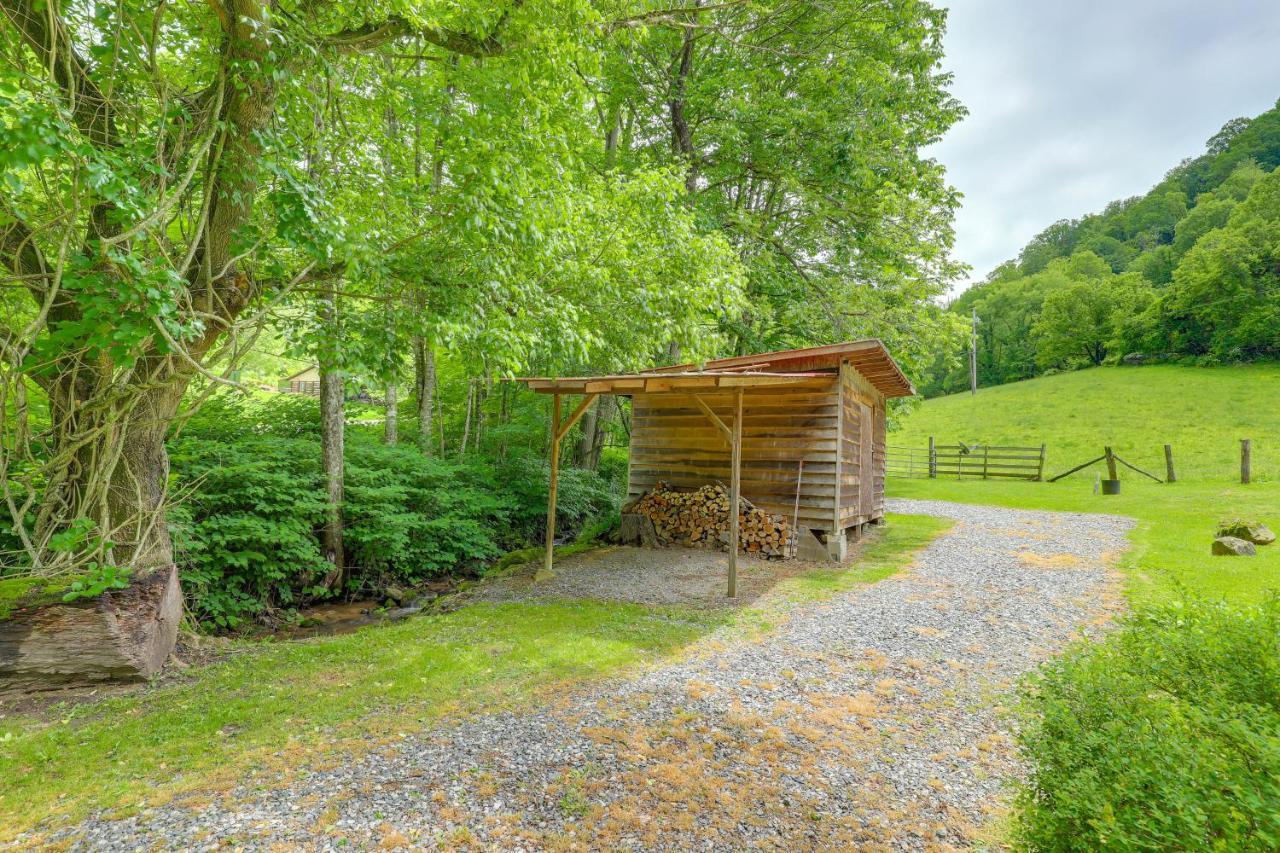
168, 435, 331, 628
497, 451, 621, 546
168, 395, 621, 629
1015, 598, 1280, 850
344, 443, 511, 579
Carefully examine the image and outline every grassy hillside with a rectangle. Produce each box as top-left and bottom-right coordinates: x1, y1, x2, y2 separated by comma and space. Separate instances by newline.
890, 364, 1280, 605
894, 364, 1280, 483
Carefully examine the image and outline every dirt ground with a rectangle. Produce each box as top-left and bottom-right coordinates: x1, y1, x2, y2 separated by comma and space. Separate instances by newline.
473, 541, 862, 608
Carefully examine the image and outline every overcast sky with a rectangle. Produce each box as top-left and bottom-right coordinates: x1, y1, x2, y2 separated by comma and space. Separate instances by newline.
928, 0, 1280, 294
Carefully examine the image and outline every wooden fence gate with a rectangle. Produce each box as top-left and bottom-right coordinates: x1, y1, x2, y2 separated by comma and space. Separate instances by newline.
886, 440, 1046, 481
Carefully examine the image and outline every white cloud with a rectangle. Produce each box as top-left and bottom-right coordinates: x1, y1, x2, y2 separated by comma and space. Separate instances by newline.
929, 0, 1280, 293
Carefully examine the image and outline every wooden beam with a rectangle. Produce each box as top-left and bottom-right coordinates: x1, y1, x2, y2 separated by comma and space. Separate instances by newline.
1047, 454, 1106, 483
586, 378, 643, 393
541, 394, 562, 581
555, 393, 599, 443
1113, 453, 1163, 483
728, 387, 744, 598
691, 394, 732, 446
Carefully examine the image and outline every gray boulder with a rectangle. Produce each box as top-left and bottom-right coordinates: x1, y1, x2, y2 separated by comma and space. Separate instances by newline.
1212, 536, 1256, 557
1217, 520, 1276, 545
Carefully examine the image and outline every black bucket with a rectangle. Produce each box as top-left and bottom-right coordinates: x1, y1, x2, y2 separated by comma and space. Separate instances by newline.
1101, 479, 1121, 495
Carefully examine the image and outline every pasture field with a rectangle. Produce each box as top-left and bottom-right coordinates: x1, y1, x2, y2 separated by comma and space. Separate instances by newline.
891, 364, 1280, 604
892, 364, 1280, 483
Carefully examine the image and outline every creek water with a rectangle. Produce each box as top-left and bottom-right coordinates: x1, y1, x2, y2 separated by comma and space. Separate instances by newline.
284, 580, 456, 638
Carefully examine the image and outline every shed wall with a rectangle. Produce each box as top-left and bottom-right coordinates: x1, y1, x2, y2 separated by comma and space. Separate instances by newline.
626, 378, 841, 529
838, 363, 887, 527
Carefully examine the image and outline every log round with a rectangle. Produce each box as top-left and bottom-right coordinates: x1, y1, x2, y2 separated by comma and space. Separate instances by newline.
0, 565, 182, 694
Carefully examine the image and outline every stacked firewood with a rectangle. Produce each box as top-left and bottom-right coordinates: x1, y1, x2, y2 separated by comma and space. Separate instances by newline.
622, 482, 791, 558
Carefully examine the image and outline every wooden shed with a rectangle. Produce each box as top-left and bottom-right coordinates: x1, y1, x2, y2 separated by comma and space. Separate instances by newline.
518, 339, 914, 596
280, 365, 321, 395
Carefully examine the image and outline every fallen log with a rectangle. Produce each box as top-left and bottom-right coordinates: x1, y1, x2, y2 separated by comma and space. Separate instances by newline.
0, 565, 182, 695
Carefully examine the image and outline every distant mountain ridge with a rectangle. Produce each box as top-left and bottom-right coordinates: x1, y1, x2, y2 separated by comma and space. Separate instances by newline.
922, 100, 1280, 396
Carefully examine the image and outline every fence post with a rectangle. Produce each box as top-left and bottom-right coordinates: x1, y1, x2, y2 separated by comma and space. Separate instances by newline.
1036, 443, 1046, 481
928, 436, 936, 479
982, 445, 990, 479
1241, 439, 1252, 484
1164, 444, 1176, 483
1104, 446, 1118, 480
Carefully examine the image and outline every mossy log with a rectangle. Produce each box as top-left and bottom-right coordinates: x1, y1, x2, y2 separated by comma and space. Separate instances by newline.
0, 565, 181, 694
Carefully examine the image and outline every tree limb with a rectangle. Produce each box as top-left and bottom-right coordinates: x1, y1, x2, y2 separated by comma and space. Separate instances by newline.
0, 215, 50, 307
322, 1, 526, 57
0, 0, 118, 148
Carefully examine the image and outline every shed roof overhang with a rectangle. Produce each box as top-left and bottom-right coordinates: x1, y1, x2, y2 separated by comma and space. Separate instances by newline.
517, 370, 832, 395
515, 339, 914, 398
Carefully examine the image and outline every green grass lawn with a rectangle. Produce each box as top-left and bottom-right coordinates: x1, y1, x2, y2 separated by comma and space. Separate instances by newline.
0, 513, 945, 839
890, 365, 1280, 605
893, 364, 1280, 483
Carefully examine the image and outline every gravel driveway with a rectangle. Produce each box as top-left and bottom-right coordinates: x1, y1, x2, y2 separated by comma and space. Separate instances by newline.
57, 500, 1131, 850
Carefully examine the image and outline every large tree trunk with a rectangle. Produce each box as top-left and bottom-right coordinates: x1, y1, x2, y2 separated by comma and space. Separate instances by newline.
668, 4, 700, 194
574, 397, 600, 468
574, 395, 616, 471
320, 363, 345, 585
459, 379, 473, 455
413, 334, 436, 454
34, 351, 192, 574
384, 382, 398, 445
318, 277, 345, 586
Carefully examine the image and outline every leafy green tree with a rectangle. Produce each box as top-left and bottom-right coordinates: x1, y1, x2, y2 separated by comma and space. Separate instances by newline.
588, 0, 967, 374
1033, 269, 1152, 368
1159, 167, 1280, 359
0, 0, 737, 579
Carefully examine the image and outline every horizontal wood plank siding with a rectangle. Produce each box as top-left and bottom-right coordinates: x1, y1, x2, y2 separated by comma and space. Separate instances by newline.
627, 381, 840, 528
839, 364, 887, 527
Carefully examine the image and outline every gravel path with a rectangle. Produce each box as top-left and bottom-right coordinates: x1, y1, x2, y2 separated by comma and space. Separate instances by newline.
54, 500, 1131, 850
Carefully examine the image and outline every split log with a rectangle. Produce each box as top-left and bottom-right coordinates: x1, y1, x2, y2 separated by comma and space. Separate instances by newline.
626, 482, 792, 559
617, 513, 660, 548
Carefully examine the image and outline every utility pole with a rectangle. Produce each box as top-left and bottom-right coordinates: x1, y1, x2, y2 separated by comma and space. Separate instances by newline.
970, 308, 979, 395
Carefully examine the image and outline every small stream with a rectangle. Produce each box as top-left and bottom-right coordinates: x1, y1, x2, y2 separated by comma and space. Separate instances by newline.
282, 580, 457, 638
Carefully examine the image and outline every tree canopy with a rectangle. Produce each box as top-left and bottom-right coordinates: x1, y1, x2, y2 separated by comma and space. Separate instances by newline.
1, 0, 966, 580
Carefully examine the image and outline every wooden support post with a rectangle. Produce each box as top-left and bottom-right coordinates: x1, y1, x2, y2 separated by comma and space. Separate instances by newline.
1241, 439, 1252, 484
691, 394, 732, 447
555, 393, 599, 444
928, 436, 937, 479
982, 445, 990, 480
541, 394, 562, 581
1036, 443, 1047, 481
1164, 444, 1176, 483
1104, 446, 1118, 481
727, 387, 743, 598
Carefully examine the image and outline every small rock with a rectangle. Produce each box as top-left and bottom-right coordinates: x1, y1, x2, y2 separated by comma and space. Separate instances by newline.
1212, 536, 1256, 557
382, 585, 410, 605
1217, 520, 1276, 546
